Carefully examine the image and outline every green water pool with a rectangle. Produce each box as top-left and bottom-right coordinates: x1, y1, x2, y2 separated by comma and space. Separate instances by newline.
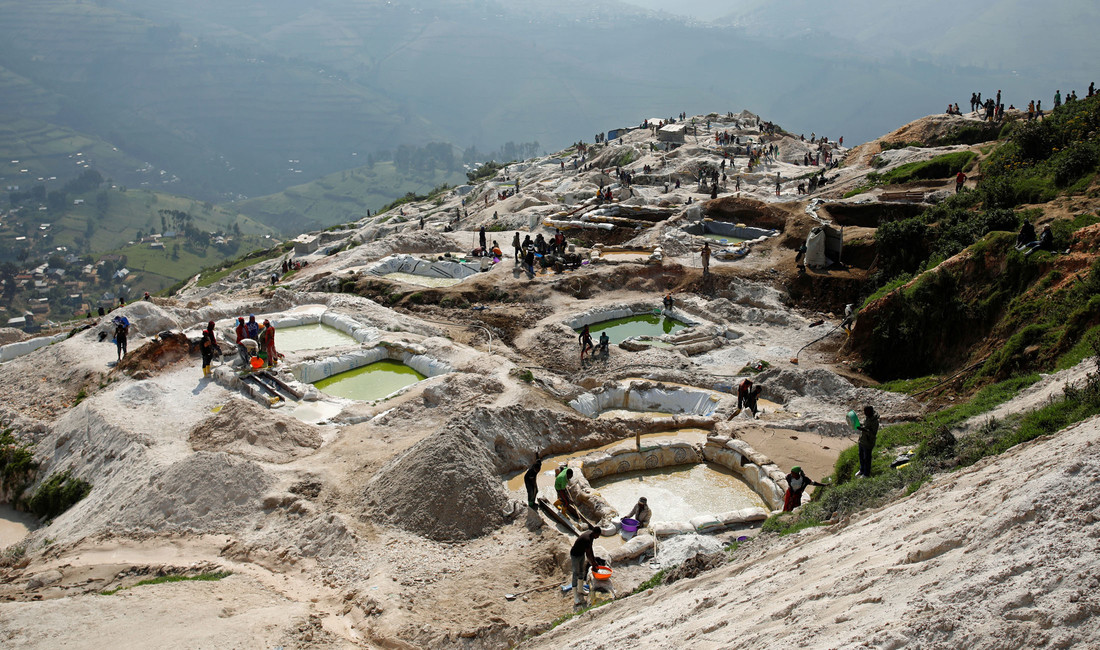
313, 360, 426, 401
276, 323, 359, 352
579, 313, 688, 344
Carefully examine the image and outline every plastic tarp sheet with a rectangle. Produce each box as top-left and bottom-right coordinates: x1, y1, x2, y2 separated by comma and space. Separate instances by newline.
805, 226, 829, 267
0, 332, 67, 363
805, 225, 842, 268
568, 384, 720, 418
368, 254, 479, 280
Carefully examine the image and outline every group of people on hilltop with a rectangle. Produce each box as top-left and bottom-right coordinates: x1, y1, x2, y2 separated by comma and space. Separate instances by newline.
962, 83, 1096, 125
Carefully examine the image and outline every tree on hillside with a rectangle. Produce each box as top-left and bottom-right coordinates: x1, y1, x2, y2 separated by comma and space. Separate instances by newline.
0, 262, 17, 305
95, 190, 109, 217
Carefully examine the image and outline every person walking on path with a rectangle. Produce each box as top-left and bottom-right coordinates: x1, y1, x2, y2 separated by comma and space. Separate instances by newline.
569, 527, 604, 607
200, 321, 220, 378
955, 170, 967, 193
524, 453, 543, 508
783, 466, 824, 511
857, 405, 880, 478
578, 324, 594, 363
513, 232, 522, 262
113, 316, 129, 361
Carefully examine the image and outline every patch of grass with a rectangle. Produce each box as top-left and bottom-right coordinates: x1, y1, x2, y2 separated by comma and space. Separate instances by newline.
878, 151, 976, 185
613, 150, 636, 167
761, 513, 822, 536
1056, 326, 1100, 370
878, 140, 924, 151
71, 388, 87, 406
27, 470, 91, 521
861, 273, 911, 309
0, 429, 39, 504
101, 571, 232, 595
876, 375, 940, 395
193, 246, 284, 289
631, 568, 668, 594
833, 373, 1039, 483
737, 360, 770, 374
518, 369, 534, 383
545, 597, 614, 631
466, 161, 502, 184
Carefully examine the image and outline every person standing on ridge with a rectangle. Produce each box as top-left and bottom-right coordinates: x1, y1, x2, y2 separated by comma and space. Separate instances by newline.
857, 405, 880, 478
956, 170, 967, 193
113, 316, 129, 361
200, 321, 220, 378
524, 452, 542, 508
700, 242, 711, 277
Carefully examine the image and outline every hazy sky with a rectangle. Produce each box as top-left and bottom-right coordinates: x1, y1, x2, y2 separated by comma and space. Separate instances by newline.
619, 0, 733, 21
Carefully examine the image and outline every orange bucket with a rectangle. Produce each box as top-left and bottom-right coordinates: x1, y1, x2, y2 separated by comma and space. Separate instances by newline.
250, 356, 264, 369
592, 566, 612, 581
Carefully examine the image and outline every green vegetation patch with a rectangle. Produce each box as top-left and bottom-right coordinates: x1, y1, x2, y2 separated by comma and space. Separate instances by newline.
0, 428, 39, 503
101, 571, 232, 595
27, 470, 91, 520
762, 362, 1100, 537
877, 151, 976, 185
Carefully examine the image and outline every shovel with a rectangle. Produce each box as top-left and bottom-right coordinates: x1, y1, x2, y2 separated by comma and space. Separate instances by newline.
505, 583, 558, 601
649, 526, 661, 569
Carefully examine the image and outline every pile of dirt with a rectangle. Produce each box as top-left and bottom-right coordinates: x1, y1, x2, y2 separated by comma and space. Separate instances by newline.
0, 327, 27, 345
703, 196, 788, 230
111, 452, 272, 534
355, 230, 455, 261
115, 332, 194, 376
364, 424, 511, 541
189, 398, 322, 463
663, 551, 726, 585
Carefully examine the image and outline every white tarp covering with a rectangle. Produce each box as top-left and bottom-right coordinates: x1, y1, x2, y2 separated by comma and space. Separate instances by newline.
568, 382, 720, 418
368, 254, 479, 280
0, 332, 68, 363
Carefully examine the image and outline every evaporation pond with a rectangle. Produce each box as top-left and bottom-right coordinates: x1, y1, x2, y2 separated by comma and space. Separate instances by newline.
592, 463, 765, 521
276, 323, 359, 352
698, 233, 746, 245
581, 313, 687, 344
313, 360, 426, 401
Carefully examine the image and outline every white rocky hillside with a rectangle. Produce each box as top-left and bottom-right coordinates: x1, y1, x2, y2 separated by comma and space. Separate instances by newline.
1, 108, 1088, 649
